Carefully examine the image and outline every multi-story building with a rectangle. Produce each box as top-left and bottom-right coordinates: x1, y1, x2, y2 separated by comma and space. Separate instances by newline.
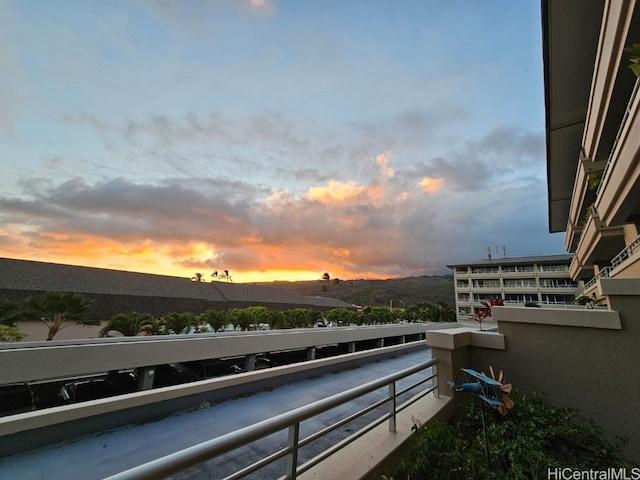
545, 0, 640, 302
448, 254, 578, 321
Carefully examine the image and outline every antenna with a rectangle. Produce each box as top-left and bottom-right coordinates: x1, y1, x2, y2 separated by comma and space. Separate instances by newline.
486, 246, 492, 259
502, 245, 507, 258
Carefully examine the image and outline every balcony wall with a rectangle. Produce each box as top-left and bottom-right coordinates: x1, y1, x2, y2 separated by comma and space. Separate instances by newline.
473, 294, 637, 463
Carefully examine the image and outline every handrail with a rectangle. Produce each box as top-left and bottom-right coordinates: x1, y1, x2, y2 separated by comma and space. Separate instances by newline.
104, 358, 439, 480
611, 233, 640, 268
580, 233, 640, 294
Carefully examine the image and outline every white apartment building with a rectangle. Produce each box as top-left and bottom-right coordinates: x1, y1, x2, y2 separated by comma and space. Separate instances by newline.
448, 254, 578, 322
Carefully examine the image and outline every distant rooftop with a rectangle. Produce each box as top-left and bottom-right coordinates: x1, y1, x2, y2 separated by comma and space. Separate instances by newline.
446, 254, 573, 269
0, 257, 354, 314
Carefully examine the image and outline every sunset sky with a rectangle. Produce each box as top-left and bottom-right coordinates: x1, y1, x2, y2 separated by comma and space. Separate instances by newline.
0, 0, 566, 282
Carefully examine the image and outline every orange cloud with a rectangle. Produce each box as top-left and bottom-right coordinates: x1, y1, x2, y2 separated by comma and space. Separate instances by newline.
376, 152, 395, 178
420, 177, 444, 193
305, 180, 365, 204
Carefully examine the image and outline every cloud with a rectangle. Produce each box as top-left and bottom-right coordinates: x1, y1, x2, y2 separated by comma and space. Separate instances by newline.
243, 0, 275, 14
419, 177, 444, 193
305, 181, 366, 204
0, 125, 561, 279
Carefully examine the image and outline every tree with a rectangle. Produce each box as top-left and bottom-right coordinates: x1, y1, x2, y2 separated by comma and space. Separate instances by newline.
26, 292, 96, 341
0, 296, 23, 326
158, 312, 195, 335
320, 272, 330, 292
0, 324, 25, 342
218, 270, 233, 282
422, 301, 456, 323
191, 273, 205, 282
280, 308, 320, 328
324, 307, 357, 326
198, 309, 228, 332
227, 308, 252, 331
362, 306, 394, 325
99, 312, 157, 337
244, 306, 272, 330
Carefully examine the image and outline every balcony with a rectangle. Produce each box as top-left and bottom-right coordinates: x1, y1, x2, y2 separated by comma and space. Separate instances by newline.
581, 233, 640, 297
570, 205, 625, 279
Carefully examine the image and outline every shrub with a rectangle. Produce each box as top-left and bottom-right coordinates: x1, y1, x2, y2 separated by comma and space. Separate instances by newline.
393, 391, 634, 479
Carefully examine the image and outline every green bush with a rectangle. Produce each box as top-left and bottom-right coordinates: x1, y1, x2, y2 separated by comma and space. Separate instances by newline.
392, 391, 634, 479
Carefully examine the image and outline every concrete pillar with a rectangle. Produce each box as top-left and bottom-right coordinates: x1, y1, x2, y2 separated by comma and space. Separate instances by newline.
347, 342, 356, 353
425, 329, 471, 397
377, 338, 384, 348
306, 347, 316, 361
137, 366, 156, 391
244, 353, 256, 372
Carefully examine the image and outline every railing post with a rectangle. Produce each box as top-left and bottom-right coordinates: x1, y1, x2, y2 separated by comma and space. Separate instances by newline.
286, 422, 300, 480
433, 364, 439, 399
388, 381, 396, 432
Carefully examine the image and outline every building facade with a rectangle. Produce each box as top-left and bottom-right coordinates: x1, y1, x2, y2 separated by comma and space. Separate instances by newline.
544, 0, 640, 303
448, 255, 578, 321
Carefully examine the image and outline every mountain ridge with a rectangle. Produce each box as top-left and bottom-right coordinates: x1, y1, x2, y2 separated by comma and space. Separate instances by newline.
254, 275, 455, 308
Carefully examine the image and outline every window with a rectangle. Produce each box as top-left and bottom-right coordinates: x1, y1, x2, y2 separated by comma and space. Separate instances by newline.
541, 294, 575, 304
457, 293, 470, 302
505, 293, 538, 303
504, 278, 537, 288
471, 266, 499, 274
472, 279, 500, 288
539, 264, 569, 272
456, 280, 469, 288
502, 265, 535, 273
455, 267, 468, 274
540, 278, 578, 288
474, 293, 502, 302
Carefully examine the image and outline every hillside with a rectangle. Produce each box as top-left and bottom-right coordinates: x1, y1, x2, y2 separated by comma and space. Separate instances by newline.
256, 276, 454, 308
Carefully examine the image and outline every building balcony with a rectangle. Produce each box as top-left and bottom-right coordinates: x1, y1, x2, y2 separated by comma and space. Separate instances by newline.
570, 205, 625, 280
581, 233, 640, 298
595, 78, 640, 228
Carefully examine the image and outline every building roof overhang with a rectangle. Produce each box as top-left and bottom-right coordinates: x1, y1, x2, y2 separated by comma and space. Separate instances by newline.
542, 0, 604, 233
446, 254, 574, 269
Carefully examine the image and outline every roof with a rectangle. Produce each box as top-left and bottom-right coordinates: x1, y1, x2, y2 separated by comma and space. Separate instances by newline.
542, 0, 604, 232
446, 254, 574, 269
0, 257, 354, 310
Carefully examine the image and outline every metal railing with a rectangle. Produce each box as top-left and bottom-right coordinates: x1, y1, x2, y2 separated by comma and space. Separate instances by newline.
104, 358, 439, 480
580, 233, 640, 294
611, 233, 640, 269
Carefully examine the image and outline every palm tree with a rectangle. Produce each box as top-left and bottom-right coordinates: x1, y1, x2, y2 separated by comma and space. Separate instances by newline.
191, 273, 205, 282
218, 270, 233, 282
99, 312, 157, 337
0, 296, 23, 326
320, 272, 331, 292
26, 291, 96, 341
434, 301, 456, 323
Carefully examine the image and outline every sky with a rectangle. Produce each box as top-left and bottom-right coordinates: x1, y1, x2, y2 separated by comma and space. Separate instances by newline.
0, 0, 566, 282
